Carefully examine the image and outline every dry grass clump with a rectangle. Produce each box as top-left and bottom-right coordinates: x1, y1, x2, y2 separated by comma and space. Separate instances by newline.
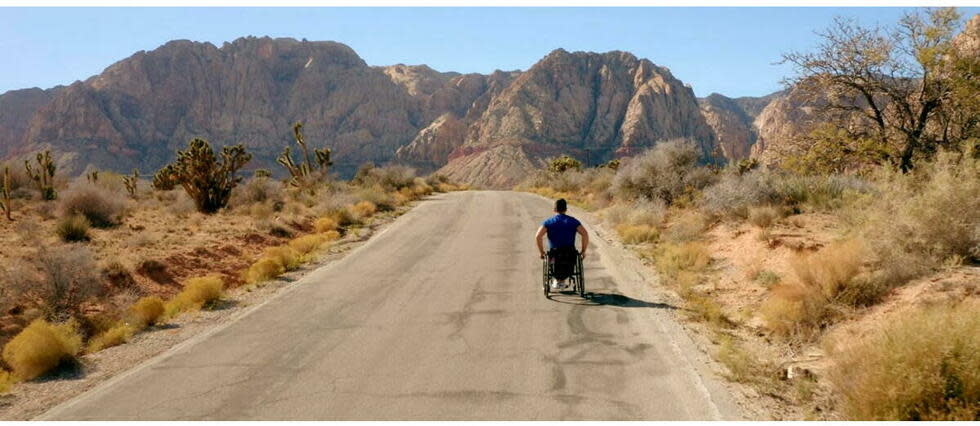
244, 258, 285, 285
313, 216, 338, 233
628, 199, 667, 227
761, 239, 872, 339
127, 296, 165, 327
349, 200, 378, 220
615, 224, 660, 244
58, 181, 126, 228
354, 186, 395, 211
2, 319, 82, 380
86, 323, 135, 354
229, 176, 284, 209
0, 369, 15, 394
288, 234, 330, 255
56, 214, 91, 242
828, 302, 979, 420
759, 283, 829, 340
791, 239, 877, 305
663, 211, 709, 243
654, 242, 711, 280
166, 275, 224, 316
262, 246, 302, 271
747, 205, 781, 229
857, 151, 979, 286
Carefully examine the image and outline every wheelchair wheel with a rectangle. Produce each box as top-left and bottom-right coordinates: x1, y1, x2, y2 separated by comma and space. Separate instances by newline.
575, 254, 586, 297
542, 258, 550, 297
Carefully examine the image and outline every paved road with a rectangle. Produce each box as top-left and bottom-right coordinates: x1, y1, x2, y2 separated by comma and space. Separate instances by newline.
41, 191, 742, 420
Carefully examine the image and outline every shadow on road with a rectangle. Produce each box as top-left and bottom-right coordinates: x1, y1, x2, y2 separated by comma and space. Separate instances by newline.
548, 292, 678, 310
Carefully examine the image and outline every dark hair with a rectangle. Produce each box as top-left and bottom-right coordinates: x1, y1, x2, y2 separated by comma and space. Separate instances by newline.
555, 198, 567, 212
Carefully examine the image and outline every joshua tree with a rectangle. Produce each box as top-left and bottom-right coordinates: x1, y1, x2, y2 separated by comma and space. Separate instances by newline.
123, 169, 140, 198
277, 122, 333, 187
25, 150, 57, 200
157, 138, 252, 214
1, 167, 12, 220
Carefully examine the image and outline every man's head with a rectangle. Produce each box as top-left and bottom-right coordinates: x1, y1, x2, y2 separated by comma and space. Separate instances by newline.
554, 198, 568, 213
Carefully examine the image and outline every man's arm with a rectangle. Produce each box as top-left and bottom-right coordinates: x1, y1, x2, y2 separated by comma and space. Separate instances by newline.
535, 226, 547, 259
577, 225, 590, 259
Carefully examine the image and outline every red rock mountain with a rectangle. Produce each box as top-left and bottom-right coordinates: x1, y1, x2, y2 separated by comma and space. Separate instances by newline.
2, 37, 733, 186
438, 49, 723, 187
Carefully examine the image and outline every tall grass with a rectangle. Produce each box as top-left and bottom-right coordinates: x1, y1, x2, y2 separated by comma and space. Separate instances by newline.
828, 301, 979, 420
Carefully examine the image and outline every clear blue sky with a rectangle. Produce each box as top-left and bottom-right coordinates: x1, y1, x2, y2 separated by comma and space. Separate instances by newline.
1, 7, 976, 97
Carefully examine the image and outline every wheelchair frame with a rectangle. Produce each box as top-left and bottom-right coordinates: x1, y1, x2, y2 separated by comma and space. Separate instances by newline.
542, 251, 585, 298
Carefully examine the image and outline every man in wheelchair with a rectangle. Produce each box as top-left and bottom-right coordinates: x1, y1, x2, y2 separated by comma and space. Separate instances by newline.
535, 198, 590, 291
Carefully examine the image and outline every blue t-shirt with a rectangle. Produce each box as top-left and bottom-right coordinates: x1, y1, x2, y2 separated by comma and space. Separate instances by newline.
542, 214, 581, 249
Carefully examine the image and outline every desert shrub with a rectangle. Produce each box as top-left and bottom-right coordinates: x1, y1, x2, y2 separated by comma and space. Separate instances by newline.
244, 257, 285, 284
599, 204, 631, 227
747, 205, 781, 229
166, 190, 197, 217
56, 214, 91, 242
615, 224, 660, 244
791, 239, 877, 305
628, 199, 667, 227
773, 174, 871, 212
700, 170, 781, 219
322, 230, 341, 241
828, 302, 979, 420
230, 176, 284, 209
167, 275, 225, 315
262, 246, 302, 271
1, 319, 82, 380
313, 216, 339, 233
127, 296, 165, 327
353, 187, 395, 211
349, 200, 378, 220
611, 139, 716, 205
857, 151, 980, 285
29, 247, 104, 320
655, 242, 711, 280
86, 323, 135, 354
57, 181, 126, 227
755, 270, 781, 287
663, 211, 709, 243
288, 234, 330, 255
352, 164, 418, 191
759, 283, 830, 340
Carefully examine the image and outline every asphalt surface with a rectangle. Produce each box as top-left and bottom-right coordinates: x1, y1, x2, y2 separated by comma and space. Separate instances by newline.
41, 191, 742, 420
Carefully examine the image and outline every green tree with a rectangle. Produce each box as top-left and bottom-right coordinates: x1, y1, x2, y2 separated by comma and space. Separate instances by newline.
782, 8, 973, 172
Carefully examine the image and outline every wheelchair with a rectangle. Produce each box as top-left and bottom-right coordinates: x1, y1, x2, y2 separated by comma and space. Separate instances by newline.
542, 247, 585, 298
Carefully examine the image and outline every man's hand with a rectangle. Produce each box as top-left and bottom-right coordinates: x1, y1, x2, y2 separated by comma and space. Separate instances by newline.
580, 250, 587, 260
539, 251, 546, 259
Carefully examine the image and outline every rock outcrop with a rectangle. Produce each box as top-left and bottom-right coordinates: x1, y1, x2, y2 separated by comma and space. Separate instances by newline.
1, 39, 762, 186
438, 49, 722, 187
699, 94, 757, 161
19, 37, 426, 176
0, 87, 60, 158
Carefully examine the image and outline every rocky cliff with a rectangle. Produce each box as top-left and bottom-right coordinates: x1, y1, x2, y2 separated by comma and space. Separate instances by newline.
16, 37, 431, 176
438, 49, 722, 187
2, 39, 727, 186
